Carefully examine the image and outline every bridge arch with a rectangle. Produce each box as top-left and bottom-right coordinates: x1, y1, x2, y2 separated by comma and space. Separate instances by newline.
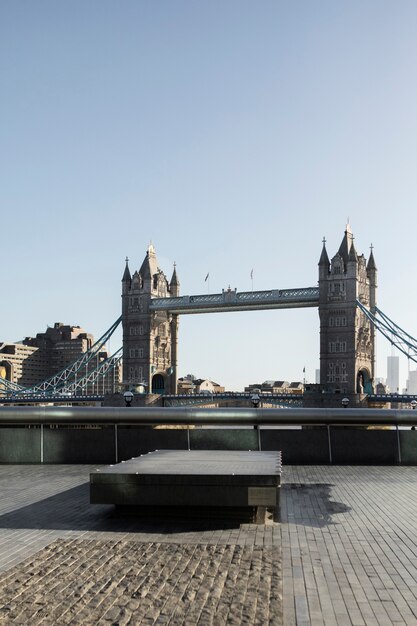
357, 367, 373, 394
152, 373, 166, 395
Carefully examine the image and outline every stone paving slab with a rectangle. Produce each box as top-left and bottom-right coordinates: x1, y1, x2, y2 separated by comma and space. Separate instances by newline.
281, 466, 417, 626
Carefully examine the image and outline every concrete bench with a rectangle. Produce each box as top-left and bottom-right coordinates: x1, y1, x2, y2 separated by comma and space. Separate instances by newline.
90, 449, 282, 522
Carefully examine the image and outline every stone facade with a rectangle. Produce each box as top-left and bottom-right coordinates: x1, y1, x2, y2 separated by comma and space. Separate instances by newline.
0, 342, 45, 387
121, 245, 179, 394
318, 225, 377, 395
0, 323, 121, 395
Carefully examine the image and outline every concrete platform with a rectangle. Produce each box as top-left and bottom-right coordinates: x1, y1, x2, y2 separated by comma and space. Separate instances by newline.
2, 465, 417, 623
90, 450, 282, 516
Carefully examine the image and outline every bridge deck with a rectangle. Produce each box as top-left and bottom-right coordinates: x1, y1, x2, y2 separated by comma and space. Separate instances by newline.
150, 286, 319, 314
0, 465, 417, 624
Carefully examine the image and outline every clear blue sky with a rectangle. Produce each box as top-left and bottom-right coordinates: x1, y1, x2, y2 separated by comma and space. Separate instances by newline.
1, 1, 417, 390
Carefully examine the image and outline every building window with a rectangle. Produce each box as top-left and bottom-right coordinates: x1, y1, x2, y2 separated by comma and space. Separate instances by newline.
329, 341, 347, 353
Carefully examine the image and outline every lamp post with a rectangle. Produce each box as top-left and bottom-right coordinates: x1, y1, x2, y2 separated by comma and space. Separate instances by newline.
251, 393, 260, 409
123, 391, 134, 407
341, 397, 349, 409
251, 393, 260, 432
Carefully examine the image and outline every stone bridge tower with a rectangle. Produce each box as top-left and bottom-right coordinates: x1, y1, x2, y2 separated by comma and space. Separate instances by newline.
318, 225, 377, 396
121, 244, 179, 395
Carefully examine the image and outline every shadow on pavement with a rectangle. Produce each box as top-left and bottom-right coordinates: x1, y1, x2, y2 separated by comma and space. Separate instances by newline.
0, 483, 250, 534
282, 482, 351, 527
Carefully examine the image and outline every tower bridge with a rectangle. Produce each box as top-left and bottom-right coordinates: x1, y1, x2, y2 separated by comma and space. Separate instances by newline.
7, 224, 417, 405
122, 225, 377, 398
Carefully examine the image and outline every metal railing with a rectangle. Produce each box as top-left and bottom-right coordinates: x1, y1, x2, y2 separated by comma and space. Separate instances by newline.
0, 406, 416, 426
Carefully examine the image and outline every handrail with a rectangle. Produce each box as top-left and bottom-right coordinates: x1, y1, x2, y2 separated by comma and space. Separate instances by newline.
0, 406, 416, 426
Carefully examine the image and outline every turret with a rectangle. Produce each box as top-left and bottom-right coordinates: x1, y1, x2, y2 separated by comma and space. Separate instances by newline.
170, 263, 180, 297
121, 257, 131, 295
337, 222, 354, 267
367, 246, 377, 312
139, 243, 159, 293
318, 238, 330, 279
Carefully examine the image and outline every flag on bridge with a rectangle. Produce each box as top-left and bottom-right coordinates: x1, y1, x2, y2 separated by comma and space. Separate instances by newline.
205, 272, 209, 282
250, 269, 253, 279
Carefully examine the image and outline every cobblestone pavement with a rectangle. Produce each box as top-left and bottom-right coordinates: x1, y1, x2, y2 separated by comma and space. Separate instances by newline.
0, 539, 281, 625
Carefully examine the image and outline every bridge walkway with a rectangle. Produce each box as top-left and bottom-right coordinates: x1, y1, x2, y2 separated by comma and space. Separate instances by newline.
0, 465, 416, 624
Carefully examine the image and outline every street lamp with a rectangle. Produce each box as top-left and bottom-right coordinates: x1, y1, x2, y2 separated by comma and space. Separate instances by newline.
123, 391, 134, 407
251, 393, 260, 433
341, 397, 349, 408
251, 394, 260, 408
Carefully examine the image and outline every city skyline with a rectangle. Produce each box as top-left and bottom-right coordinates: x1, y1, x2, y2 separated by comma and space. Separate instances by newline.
2, 1, 417, 390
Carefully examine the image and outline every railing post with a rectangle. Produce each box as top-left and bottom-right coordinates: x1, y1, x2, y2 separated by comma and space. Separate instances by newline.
40, 423, 44, 464
327, 425, 333, 464
396, 425, 402, 465
187, 425, 190, 451
115, 424, 118, 463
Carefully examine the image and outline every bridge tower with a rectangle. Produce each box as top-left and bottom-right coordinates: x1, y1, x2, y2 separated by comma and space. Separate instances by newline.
318, 225, 377, 395
121, 244, 179, 395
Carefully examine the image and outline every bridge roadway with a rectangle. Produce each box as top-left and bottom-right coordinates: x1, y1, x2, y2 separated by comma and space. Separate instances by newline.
1, 391, 417, 405
150, 286, 319, 314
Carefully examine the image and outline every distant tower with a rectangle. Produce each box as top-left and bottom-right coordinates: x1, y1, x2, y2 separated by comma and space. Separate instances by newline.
318, 225, 377, 395
387, 355, 400, 393
121, 245, 180, 394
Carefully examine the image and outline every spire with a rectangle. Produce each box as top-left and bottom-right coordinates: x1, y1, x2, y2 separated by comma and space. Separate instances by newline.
367, 245, 377, 271
170, 262, 180, 296
337, 223, 354, 266
170, 262, 179, 287
139, 243, 159, 279
122, 256, 131, 282
318, 237, 330, 267
348, 240, 358, 262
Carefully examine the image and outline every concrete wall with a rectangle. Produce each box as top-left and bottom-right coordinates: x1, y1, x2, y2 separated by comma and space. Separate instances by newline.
1, 425, 417, 465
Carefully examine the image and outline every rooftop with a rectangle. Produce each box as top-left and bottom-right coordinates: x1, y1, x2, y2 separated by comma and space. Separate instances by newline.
0, 464, 416, 624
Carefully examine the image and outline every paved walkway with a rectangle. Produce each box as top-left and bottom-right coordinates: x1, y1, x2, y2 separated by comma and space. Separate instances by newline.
0, 465, 417, 624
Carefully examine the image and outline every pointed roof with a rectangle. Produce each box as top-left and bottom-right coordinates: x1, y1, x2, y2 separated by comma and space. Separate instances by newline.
367, 246, 377, 271
348, 240, 358, 262
122, 257, 131, 282
139, 243, 159, 279
170, 263, 179, 286
318, 238, 330, 267
337, 222, 354, 266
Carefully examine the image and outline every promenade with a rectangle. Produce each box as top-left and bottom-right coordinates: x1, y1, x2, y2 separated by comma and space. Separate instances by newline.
0, 465, 416, 625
